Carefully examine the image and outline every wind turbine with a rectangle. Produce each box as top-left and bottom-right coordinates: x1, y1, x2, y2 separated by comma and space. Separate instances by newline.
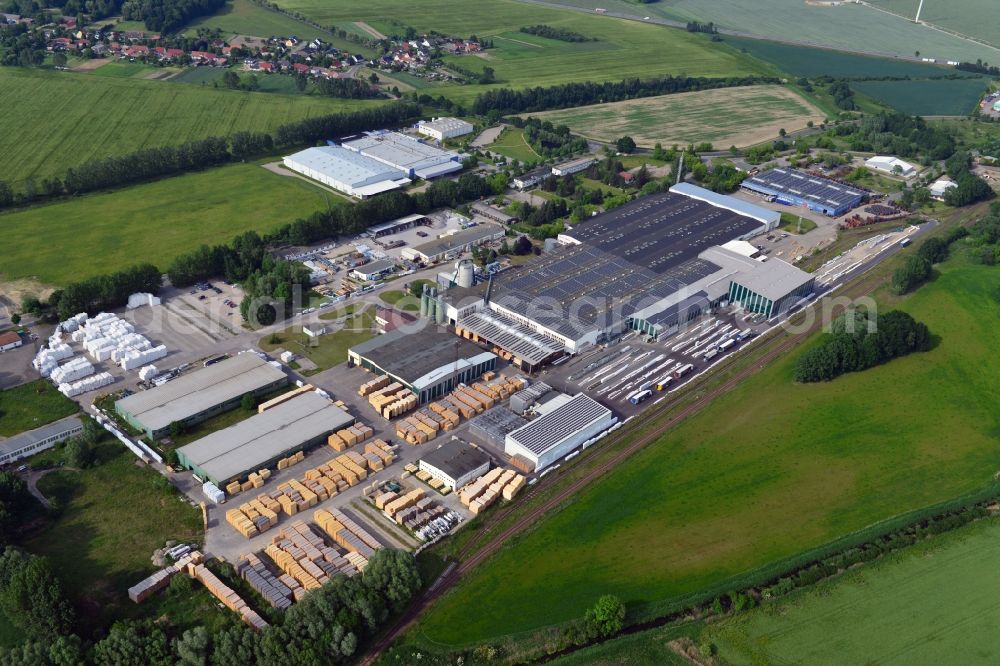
915, 0, 925, 23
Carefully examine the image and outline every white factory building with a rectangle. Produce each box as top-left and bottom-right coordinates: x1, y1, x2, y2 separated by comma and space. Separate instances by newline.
865, 155, 917, 177
342, 131, 463, 179
417, 117, 474, 141
282, 145, 411, 198
0, 415, 84, 466
504, 393, 616, 471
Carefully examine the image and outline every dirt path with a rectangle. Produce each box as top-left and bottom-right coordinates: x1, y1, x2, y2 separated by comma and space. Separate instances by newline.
355, 21, 387, 41
70, 58, 111, 72
23, 468, 60, 509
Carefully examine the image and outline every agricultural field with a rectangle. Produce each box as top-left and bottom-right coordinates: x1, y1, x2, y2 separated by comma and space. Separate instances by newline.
170, 66, 304, 94
707, 518, 1000, 665
868, 0, 1000, 51
529, 0, 1000, 63
0, 163, 333, 287
0, 380, 79, 437
722, 37, 953, 80
22, 440, 204, 635
269, 0, 763, 103
489, 127, 543, 163
851, 77, 991, 116
415, 248, 1000, 646
0, 67, 382, 185
522, 85, 824, 148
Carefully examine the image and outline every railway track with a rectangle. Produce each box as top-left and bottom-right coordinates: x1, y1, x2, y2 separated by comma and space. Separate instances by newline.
361, 272, 884, 664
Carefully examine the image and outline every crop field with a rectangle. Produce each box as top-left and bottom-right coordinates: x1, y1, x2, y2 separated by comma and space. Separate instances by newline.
522, 85, 824, 148
868, 0, 1000, 51
0, 380, 79, 437
852, 77, 990, 116
529, 0, 1000, 63
415, 251, 1000, 646
25, 440, 204, 635
270, 0, 762, 103
0, 164, 332, 287
0, 67, 382, 185
708, 518, 1000, 665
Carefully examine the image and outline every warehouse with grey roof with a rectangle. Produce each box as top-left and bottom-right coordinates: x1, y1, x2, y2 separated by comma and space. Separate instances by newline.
504, 392, 616, 471
115, 354, 287, 439
175, 391, 354, 485
418, 441, 491, 490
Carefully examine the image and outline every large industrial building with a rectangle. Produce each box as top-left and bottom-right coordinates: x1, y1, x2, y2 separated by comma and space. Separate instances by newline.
864, 155, 916, 177
741, 168, 866, 216
448, 184, 812, 369
504, 393, 615, 471
400, 224, 505, 263
0, 415, 83, 466
175, 391, 354, 485
342, 131, 463, 179
417, 117, 474, 141
282, 145, 411, 197
418, 441, 491, 490
348, 326, 497, 404
115, 354, 288, 439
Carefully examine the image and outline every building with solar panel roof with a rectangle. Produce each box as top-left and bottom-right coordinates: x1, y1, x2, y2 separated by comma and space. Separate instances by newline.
740, 168, 866, 216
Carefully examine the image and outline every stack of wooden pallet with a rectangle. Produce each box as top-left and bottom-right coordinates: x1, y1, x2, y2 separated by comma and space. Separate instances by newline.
459, 468, 526, 515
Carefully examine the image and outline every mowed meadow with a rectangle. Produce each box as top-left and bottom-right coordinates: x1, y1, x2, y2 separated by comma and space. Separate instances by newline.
269, 0, 763, 103
0, 163, 333, 286
0, 67, 383, 185
416, 251, 1000, 646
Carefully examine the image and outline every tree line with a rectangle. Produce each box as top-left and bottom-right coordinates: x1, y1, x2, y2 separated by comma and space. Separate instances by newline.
0, 102, 420, 208
121, 0, 224, 33
794, 309, 931, 382
942, 150, 994, 208
519, 25, 596, 42
471, 74, 780, 115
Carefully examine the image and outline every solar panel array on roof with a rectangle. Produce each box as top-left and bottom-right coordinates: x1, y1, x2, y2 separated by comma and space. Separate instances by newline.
743, 168, 865, 210
457, 310, 563, 365
507, 393, 611, 455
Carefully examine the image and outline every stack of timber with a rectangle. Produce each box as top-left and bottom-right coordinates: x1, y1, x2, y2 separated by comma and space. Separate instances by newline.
313, 508, 382, 568
394, 495, 448, 532
381, 488, 426, 521
226, 494, 281, 538
276, 450, 305, 471
459, 468, 526, 515
236, 553, 293, 609
367, 381, 418, 419
127, 551, 203, 603
225, 468, 272, 497
327, 423, 374, 451
362, 439, 397, 472
258, 385, 314, 413
358, 375, 390, 397
263, 521, 359, 600
190, 562, 269, 630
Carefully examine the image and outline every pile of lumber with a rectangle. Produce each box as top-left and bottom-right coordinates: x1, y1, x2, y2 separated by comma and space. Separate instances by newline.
367, 381, 418, 419
313, 508, 382, 567
226, 494, 281, 538
459, 468, 526, 515
127, 551, 202, 603
190, 561, 268, 630
276, 450, 305, 471
394, 495, 447, 532
237, 553, 293, 609
358, 375, 390, 397
327, 423, 374, 451
225, 468, 272, 496
362, 439, 396, 472
258, 385, 313, 413
263, 521, 360, 598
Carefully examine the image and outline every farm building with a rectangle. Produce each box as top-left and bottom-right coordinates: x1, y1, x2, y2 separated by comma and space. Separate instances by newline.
417, 117, 474, 141
418, 441, 491, 490
342, 131, 463, 179
350, 259, 396, 281
348, 325, 497, 404
400, 224, 505, 263
865, 156, 916, 177
282, 146, 411, 198
470, 202, 517, 225
551, 156, 595, 177
365, 214, 430, 238
504, 393, 615, 471
512, 167, 552, 190
741, 168, 866, 216
115, 354, 287, 439
0, 415, 83, 466
450, 184, 809, 364
0, 331, 22, 352
175, 391, 353, 486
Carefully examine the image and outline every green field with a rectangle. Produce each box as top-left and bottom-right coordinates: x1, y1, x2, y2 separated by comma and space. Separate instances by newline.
522, 85, 824, 148
269, 0, 761, 103
0, 380, 79, 437
170, 66, 304, 94
0, 67, 381, 185
87, 60, 165, 79
529, 0, 1000, 63
868, 0, 1000, 51
851, 77, 991, 116
260, 305, 376, 373
25, 441, 204, 634
490, 127, 543, 163
415, 249, 1000, 645
722, 36, 953, 80
779, 212, 817, 234
0, 164, 333, 286
708, 517, 1000, 665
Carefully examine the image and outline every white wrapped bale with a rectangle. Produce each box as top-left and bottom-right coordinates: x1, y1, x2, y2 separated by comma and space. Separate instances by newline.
138, 365, 159, 381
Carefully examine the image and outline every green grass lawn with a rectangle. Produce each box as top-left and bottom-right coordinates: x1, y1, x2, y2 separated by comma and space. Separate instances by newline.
707, 517, 1000, 665
851, 77, 991, 116
0, 380, 79, 437
779, 212, 817, 234
0, 163, 334, 287
378, 290, 420, 312
0, 67, 382, 186
25, 440, 204, 636
87, 61, 163, 78
269, 0, 762, 103
491, 127, 543, 163
415, 249, 1000, 646
260, 306, 376, 373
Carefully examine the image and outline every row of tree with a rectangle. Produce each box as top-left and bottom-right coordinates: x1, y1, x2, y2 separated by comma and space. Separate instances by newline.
121, 0, 224, 33
54, 263, 162, 320
471, 74, 779, 115
794, 309, 932, 382
891, 229, 967, 294
519, 25, 596, 42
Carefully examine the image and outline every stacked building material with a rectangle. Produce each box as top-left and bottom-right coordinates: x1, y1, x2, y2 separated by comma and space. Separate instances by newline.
459, 468, 524, 515
383, 488, 426, 520
395, 419, 427, 446
363, 439, 396, 471
457, 385, 495, 409
379, 389, 417, 419
275, 450, 305, 471
263, 521, 359, 595
358, 375, 390, 397
33, 340, 74, 377
237, 553, 293, 609
313, 508, 381, 563
427, 402, 461, 429
257, 385, 314, 414
138, 365, 159, 381
58, 371, 115, 397
368, 382, 409, 415
398, 496, 448, 531
225, 494, 281, 538
127, 551, 203, 603
190, 562, 269, 630
50, 357, 95, 384
447, 389, 485, 416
